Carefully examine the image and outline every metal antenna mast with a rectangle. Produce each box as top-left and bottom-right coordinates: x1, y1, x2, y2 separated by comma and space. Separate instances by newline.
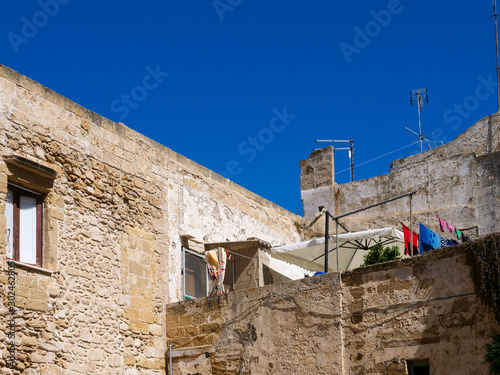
316, 139, 354, 182
410, 88, 429, 152
495, 0, 500, 149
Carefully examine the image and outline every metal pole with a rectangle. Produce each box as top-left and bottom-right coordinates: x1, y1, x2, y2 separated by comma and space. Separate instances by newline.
169, 343, 174, 375
324, 211, 329, 273
333, 191, 418, 220
232, 255, 236, 291
417, 95, 423, 153
218, 247, 223, 293
495, 0, 500, 149
496, 0, 499, 113
409, 193, 413, 256
350, 138, 354, 182
336, 219, 340, 271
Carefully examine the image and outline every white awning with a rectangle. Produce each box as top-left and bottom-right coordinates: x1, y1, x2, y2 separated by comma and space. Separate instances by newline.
271, 227, 405, 272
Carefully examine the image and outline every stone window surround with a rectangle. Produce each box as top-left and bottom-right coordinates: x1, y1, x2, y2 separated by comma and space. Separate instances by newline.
6, 184, 43, 266
1, 155, 61, 273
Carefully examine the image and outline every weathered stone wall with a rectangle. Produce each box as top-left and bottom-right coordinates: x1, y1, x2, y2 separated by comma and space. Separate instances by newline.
166, 243, 500, 374
0, 65, 301, 374
300, 114, 500, 239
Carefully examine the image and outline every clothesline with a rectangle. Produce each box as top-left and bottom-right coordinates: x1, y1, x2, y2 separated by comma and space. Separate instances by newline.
401, 215, 470, 256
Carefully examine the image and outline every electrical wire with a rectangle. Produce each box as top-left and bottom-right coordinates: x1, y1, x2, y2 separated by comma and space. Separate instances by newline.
271, 291, 476, 318
167, 288, 476, 372
335, 142, 419, 176
167, 289, 475, 347
167, 294, 269, 345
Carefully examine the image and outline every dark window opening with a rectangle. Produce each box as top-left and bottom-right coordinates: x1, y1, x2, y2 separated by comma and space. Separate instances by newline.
407, 359, 430, 375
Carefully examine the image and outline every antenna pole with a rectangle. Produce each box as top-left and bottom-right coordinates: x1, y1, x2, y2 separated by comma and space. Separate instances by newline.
316, 139, 355, 182
350, 138, 354, 182
409, 88, 428, 152
495, 0, 500, 149
417, 95, 423, 152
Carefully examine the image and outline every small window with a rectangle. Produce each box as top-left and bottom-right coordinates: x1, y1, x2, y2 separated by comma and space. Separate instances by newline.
407, 359, 430, 375
5, 185, 43, 267
182, 248, 208, 300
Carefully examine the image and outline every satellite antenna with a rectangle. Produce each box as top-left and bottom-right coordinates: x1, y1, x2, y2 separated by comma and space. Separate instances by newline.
409, 88, 429, 152
316, 139, 354, 182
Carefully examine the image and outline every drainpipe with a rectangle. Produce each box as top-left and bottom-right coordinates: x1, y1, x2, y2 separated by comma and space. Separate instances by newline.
169, 343, 174, 375
324, 211, 329, 273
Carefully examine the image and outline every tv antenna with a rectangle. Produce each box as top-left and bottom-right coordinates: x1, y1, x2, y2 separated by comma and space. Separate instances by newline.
410, 88, 429, 152
316, 139, 354, 182
403, 124, 433, 150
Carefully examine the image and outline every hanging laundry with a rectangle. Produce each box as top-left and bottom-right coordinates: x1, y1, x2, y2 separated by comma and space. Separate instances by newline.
455, 228, 462, 240
446, 222, 455, 233
419, 223, 441, 253
462, 235, 471, 242
437, 216, 447, 232
205, 248, 227, 295
440, 237, 450, 248
401, 223, 419, 256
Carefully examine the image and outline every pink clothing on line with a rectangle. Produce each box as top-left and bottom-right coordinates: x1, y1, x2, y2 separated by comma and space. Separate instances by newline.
447, 222, 455, 233
438, 216, 446, 232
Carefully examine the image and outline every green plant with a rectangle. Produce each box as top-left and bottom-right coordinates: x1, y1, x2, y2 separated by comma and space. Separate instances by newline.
464, 233, 500, 321
486, 334, 500, 374
362, 241, 401, 266
293, 221, 303, 235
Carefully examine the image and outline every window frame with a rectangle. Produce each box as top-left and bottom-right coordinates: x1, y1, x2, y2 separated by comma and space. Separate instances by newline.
182, 247, 209, 300
6, 184, 43, 267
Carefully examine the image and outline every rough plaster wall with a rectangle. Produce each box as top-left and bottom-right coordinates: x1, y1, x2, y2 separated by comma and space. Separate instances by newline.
0, 65, 301, 374
167, 274, 344, 374
341, 249, 494, 374
167, 246, 499, 375
475, 152, 500, 235
299, 146, 334, 191
301, 115, 500, 238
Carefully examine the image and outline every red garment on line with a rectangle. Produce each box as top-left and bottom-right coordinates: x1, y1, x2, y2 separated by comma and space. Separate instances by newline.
402, 223, 419, 256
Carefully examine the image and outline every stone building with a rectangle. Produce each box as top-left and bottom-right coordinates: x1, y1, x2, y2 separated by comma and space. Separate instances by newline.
166, 236, 500, 374
300, 114, 500, 240
0, 64, 302, 374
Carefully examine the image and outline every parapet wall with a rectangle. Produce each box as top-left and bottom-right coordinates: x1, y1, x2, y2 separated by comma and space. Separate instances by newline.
300, 115, 500, 238
166, 239, 500, 374
0, 65, 301, 374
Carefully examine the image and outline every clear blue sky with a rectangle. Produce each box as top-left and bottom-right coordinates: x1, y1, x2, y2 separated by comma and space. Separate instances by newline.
1, 1, 497, 214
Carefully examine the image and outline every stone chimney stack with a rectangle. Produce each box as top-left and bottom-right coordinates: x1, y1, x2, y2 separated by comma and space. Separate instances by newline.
299, 147, 336, 224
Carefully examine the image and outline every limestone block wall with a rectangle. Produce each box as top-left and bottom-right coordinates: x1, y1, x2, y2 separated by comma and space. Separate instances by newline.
300, 114, 500, 239
0, 64, 301, 374
166, 242, 500, 374
167, 274, 343, 374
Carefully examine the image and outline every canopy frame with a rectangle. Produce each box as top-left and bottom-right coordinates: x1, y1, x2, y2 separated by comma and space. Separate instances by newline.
323, 190, 417, 271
